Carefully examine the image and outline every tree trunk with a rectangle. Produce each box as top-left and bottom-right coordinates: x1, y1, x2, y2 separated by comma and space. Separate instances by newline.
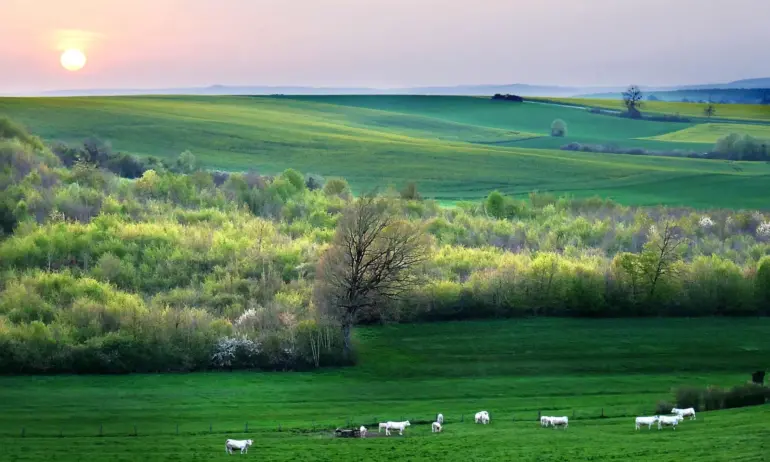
342, 321, 352, 361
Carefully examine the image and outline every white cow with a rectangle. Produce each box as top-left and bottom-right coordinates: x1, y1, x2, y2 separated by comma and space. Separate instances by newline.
549, 416, 568, 429
436, 413, 444, 424
635, 416, 659, 430
672, 407, 696, 420
658, 415, 683, 430
540, 416, 552, 427
378, 422, 388, 433
385, 420, 411, 436
359, 426, 367, 438
474, 411, 490, 424
432, 421, 442, 433
225, 439, 253, 455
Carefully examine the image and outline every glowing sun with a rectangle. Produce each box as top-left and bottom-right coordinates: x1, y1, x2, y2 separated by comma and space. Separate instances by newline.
60, 49, 87, 71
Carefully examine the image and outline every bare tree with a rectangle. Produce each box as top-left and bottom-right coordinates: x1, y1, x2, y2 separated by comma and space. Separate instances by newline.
703, 103, 716, 119
622, 85, 644, 119
314, 194, 431, 358
640, 221, 687, 299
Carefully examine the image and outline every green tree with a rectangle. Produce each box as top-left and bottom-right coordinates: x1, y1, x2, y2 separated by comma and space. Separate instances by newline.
550, 119, 567, 137
485, 191, 505, 219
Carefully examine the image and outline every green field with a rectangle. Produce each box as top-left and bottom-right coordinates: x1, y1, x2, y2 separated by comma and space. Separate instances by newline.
0, 319, 768, 461
2, 95, 770, 208
644, 123, 770, 143
536, 97, 770, 123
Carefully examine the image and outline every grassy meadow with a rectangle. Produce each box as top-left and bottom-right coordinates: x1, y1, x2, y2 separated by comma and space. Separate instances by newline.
2, 95, 770, 208
536, 97, 770, 123
0, 318, 768, 461
645, 123, 770, 143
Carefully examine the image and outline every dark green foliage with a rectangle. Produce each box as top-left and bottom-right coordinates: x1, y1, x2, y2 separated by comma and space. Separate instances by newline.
671, 383, 769, 412
713, 133, 769, 161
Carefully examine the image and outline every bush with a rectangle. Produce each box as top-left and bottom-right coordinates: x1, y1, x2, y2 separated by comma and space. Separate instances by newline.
669, 383, 769, 413
551, 119, 567, 137
655, 400, 675, 415
323, 178, 350, 197
674, 386, 703, 410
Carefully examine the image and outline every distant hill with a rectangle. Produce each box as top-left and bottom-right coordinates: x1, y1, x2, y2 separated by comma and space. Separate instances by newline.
9, 77, 768, 98
678, 77, 770, 90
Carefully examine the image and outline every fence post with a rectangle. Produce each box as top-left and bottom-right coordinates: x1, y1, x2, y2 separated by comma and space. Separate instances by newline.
601, 408, 605, 418
245, 422, 248, 432
460, 414, 464, 423
573, 410, 576, 419
133, 425, 138, 437
538, 410, 541, 421
99, 424, 103, 437
21, 428, 25, 438
59, 428, 63, 438
278, 423, 282, 432
209, 423, 212, 434
347, 417, 350, 427
312, 420, 316, 431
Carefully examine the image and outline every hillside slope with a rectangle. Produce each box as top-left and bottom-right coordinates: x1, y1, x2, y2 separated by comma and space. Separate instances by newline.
2, 95, 770, 208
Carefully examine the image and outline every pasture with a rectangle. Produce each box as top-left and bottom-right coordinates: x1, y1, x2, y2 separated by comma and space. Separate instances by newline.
535, 97, 770, 123
0, 318, 768, 461
3, 95, 770, 208
645, 123, 770, 143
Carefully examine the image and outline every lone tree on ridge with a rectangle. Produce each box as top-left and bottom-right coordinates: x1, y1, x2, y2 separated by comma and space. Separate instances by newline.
622, 85, 644, 119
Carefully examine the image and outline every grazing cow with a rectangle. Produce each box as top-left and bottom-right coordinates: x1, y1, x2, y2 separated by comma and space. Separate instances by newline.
635, 416, 659, 430
658, 415, 683, 430
474, 411, 490, 424
437, 413, 444, 424
359, 426, 367, 438
385, 421, 411, 436
432, 421, 442, 433
549, 416, 568, 429
225, 439, 253, 455
672, 407, 696, 420
378, 422, 388, 433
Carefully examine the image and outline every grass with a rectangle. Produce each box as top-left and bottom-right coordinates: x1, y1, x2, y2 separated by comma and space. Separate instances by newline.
2, 95, 770, 208
535, 97, 770, 123
0, 318, 768, 461
644, 123, 770, 143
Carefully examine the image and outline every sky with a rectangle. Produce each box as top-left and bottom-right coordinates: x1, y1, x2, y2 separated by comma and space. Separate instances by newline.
1, 0, 769, 93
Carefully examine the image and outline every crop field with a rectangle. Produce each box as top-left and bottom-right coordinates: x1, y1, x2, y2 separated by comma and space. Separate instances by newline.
536, 97, 770, 123
644, 123, 770, 143
0, 319, 768, 461
2, 95, 770, 208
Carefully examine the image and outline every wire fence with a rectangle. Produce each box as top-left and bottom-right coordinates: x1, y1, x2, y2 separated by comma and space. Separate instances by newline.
6, 406, 672, 439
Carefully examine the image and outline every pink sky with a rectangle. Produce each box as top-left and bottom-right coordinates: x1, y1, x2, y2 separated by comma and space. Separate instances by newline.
1, 0, 769, 93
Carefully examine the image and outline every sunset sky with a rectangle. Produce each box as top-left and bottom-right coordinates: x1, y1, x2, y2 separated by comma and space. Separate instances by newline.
1, 0, 769, 93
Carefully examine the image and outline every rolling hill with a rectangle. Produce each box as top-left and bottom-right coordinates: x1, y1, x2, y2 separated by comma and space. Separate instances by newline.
2, 95, 770, 208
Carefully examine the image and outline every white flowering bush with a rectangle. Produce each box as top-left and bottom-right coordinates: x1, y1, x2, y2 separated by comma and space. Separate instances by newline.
234, 308, 260, 332
757, 222, 770, 238
699, 216, 714, 229
210, 335, 262, 369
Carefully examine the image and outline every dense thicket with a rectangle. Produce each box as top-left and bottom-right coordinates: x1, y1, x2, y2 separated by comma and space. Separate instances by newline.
2, 121, 770, 374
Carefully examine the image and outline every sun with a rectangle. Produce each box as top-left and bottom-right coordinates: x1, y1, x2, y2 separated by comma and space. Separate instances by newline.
60, 49, 87, 71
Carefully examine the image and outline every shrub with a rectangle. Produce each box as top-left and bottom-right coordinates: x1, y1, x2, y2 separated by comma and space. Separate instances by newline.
675, 386, 702, 410
323, 178, 350, 197
669, 383, 769, 413
655, 400, 675, 415
551, 119, 567, 137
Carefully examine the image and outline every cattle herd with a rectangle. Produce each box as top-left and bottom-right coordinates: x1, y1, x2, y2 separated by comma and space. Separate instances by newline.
224, 407, 698, 454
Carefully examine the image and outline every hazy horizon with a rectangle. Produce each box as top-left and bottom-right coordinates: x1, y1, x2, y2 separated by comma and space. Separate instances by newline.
2, 0, 769, 94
